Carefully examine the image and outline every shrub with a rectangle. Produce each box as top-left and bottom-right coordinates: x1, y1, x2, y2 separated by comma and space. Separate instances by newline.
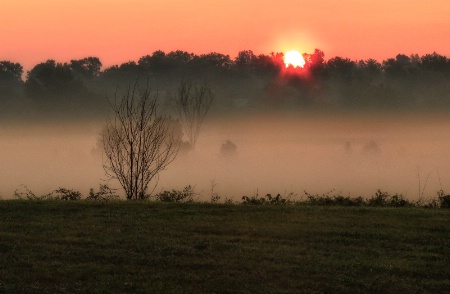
13, 186, 82, 201
389, 193, 411, 207
241, 193, 291, 205
332, 195, 365, 206
241, 195, 266, 205
210, 181, 221, 203
86, 184, 120, 201
13, 185, 39, 200
50, 188, 82, 201
156, 185, 196, 203
437, 190, 450, 209
303, 190, 363, 206
367, 190, 390, 206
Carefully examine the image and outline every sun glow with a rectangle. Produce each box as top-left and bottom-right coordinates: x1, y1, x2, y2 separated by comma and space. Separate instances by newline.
284, 50, 306, 68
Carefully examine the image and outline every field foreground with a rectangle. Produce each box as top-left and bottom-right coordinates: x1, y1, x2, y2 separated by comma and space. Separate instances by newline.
0, 201, 449, 293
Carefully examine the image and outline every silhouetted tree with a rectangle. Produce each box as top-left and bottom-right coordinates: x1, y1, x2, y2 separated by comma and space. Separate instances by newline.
358, 59, 382, 76
101, 61, 142, 85
304, 49, 325, 75
420, 52, 448, 72
0, 61, 23, 82
102, 82, 179, 200
325, 57, 356, 80
0, 61, 23, 97
382, 54, 416, 77
191, 52, 232, 69
138, 50, 167, 72
25, 60, 83, 98
70, 57, 102, 78
253, 53, 282, 73
234, 50, 257, 69
166, 50, 194, 66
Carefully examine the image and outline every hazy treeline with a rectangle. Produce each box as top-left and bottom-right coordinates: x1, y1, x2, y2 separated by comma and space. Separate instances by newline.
1, 49, 450, 121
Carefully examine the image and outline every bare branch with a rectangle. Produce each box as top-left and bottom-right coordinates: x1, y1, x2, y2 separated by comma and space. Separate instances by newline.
102, 81, 180, 200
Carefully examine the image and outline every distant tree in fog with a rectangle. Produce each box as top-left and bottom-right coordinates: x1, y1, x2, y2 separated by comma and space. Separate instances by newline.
172, 80, 214, 149
234, 50, 258, 69
25, 59, 88, 100
303, 49, 325, 75
0, 60, 23, 96
0, 61, 23, 82
220, 140, 237, 157
102, 82, 179, 200
70, 57, 102, 78
191, 52, 233, 69
358, 59, 382, 77
138, 50, 168, 72
253, 53, 283, 73
419, 52, 448, 72
325, 56, 356, 80
26, 60, 72, 93
382, 54, 415, 77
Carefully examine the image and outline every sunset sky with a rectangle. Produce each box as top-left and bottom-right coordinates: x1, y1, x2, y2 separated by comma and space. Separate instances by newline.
1, 0, 449, 71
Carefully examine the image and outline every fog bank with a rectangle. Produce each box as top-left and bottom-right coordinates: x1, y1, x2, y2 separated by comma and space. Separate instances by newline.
1, 112, 449, 201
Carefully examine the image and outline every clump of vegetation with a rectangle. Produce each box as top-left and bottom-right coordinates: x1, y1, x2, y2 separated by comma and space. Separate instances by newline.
155, 185, 196, 203
13, 184, 117, 201
437, 189, 450, 209
8, 183, 450, 209
210, 181, 221, 203
304, 189, 417, 207
86, 184, 120, 201
13, 185, 82, 201
366, 190, 413, 207
304, 190, 365, 206
13, 185, 39, 200
50, 188, 82, 201
242, 193, 292, 205
241, 194, 265, 205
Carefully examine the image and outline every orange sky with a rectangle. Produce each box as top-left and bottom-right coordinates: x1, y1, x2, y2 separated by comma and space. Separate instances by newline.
1, 0, 449, 70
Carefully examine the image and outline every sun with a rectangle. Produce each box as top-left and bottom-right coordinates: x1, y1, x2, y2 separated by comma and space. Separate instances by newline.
284, 50, 306, 68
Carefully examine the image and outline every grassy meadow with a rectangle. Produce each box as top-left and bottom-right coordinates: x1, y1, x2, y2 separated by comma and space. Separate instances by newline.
0, 201, 449, 293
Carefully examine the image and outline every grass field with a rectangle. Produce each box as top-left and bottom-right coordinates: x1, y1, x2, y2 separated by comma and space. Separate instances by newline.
0, 201, 449, 293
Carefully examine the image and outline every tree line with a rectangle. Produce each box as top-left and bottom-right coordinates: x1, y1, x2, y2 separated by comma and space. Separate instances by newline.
1, 49, 450, 121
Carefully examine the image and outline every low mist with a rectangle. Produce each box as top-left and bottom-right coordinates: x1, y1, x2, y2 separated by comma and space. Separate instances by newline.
1, 111, 449, 201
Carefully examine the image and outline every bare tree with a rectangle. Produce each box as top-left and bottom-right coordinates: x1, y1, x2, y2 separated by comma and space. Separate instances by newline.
173, 80, 214, 149
102, 83, 179, 200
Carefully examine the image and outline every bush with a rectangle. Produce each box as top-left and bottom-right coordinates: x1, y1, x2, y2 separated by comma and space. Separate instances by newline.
50, 188, 82, 201
156, 185, 196, 203
388, 193, 411, 207
366, 190, 414, 207
13, 186, 82, 200
367, 190, 390, 206
437, 190, 450, 209
86, 184, 120, 201
332, 195, 365, 206
13, 185, 39, 200
304, 190, 364, 206
241, 195, 266, 205
241, 193, 291, 205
